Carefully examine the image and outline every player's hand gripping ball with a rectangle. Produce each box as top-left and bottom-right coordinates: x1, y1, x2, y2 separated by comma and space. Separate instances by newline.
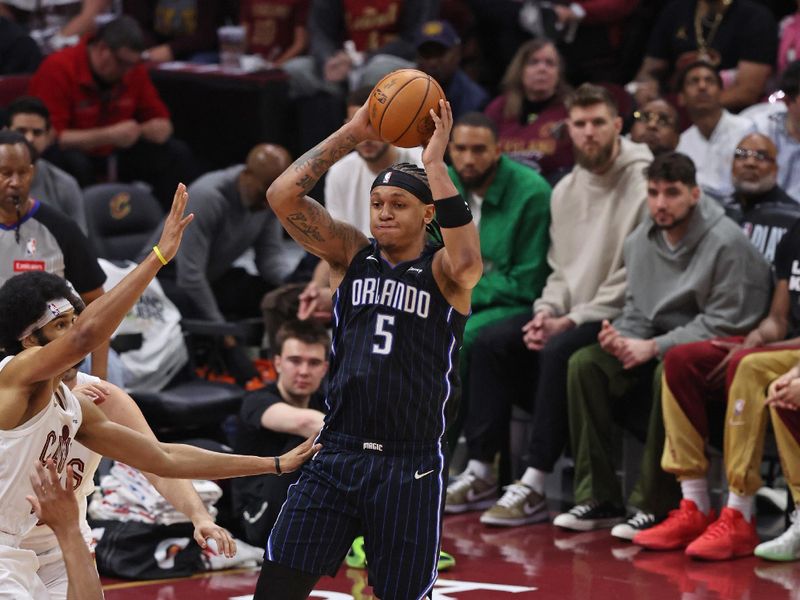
368, 69, 446, 148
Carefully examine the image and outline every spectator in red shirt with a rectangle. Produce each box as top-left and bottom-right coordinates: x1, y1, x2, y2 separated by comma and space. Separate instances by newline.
28, 15, 194, 210
484, 39, 574, 184
240, 0, 310, 66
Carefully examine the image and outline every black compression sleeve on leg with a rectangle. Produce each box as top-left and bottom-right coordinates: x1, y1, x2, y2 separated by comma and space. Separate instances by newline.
254, 560, 321, 599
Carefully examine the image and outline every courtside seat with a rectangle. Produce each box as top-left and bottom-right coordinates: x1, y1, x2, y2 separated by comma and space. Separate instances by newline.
83, 183, 246, 441
132, 380, 244, 439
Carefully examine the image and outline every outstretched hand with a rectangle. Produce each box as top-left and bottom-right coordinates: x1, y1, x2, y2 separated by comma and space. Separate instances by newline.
156, 183, 194, 263
26, 460, 78, 535
277, 434, 322, 473
422, 99, 453, 166
193, 518, 237, 558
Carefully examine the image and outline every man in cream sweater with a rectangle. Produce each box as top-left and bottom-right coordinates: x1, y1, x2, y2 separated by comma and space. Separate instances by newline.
445, 84, 653, 526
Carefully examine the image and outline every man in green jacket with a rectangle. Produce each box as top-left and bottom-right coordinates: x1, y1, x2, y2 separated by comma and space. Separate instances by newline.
448, 112, 551, 348
446, 111, 551, 446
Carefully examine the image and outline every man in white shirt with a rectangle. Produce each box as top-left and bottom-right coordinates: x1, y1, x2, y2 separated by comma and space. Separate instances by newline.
676, 61, 754, 201
324, 86, 423, 236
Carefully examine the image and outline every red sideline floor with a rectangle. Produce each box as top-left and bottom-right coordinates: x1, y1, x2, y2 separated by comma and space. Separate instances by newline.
101, 512, 797, 599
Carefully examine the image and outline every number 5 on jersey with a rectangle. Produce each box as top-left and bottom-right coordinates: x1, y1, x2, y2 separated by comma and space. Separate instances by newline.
372, 314, 395, 355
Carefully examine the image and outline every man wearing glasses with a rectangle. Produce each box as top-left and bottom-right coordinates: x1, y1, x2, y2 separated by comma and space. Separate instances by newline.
629, 99, 681, 157
27, 16, 193, 210
727, 133, 799, 257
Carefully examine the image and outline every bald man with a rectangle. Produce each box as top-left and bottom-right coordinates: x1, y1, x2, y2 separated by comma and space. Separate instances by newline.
629, 99, 681, 157
143, 144, 299, 380
724, 133, 800, 261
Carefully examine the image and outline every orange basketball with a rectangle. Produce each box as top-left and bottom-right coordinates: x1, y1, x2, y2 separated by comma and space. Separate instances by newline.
368, 69, 446, 148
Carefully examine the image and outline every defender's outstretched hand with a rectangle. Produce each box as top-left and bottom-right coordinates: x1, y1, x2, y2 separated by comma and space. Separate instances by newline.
156, 183, 194, 263
277, 434, 322, 473
422, 99, 453, 166
26, 460, 78, 533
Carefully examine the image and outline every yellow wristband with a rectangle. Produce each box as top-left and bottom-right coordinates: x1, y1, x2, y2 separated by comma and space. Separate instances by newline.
152, 245, 168, 266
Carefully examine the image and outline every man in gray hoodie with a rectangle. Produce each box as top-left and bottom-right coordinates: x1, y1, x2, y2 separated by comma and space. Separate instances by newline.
554, 152, 771, 533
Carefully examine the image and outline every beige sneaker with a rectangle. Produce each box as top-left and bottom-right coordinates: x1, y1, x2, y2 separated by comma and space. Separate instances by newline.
444, 470, 498, 514
479, 481, 548, 527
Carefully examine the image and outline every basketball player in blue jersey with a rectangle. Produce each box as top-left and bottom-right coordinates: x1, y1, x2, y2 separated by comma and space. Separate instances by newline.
255, 99, 482, 600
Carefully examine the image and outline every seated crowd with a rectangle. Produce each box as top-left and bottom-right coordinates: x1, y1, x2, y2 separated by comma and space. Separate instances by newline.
2, 0, 800, 581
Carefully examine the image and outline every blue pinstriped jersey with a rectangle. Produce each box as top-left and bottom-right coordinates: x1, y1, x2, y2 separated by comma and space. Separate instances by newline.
324, 240, 467, 443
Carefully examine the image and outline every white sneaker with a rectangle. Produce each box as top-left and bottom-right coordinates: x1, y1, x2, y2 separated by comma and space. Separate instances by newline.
611, 511, 657, 541
444, 470, 498, 514
755, 509, 800, 562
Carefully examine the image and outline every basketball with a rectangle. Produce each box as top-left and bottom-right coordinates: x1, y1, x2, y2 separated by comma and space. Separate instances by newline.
368, 69, 446, 148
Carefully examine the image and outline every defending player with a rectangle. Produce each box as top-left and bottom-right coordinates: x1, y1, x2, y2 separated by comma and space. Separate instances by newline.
255, 98, 482, 600
0, 184, 319, 599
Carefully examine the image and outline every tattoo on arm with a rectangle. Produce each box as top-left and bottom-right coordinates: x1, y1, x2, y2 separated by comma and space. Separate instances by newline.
287, 210, 325, 243
292, 132, 358, 196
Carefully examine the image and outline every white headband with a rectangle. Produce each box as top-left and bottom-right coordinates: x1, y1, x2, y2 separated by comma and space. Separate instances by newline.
18, 298, 75, 341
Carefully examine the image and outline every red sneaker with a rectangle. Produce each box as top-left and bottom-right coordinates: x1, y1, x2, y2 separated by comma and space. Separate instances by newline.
633, 500, 715, 551
685, 507, 759, 561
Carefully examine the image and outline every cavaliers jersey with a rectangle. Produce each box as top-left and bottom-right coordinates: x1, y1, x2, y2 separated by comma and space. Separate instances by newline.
0, 356, 82, 544
22, 373, 102, 555
323, 240, 467, 443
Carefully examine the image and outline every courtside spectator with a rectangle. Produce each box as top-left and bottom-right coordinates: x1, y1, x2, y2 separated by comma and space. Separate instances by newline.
726, 133, 799, 251
446, 85, 651, 526
631, 0, 777, 110
675, 61, 754, 201
28, 15, 195, 210
445, 111, 551, 447
556, 152, 770, 535
484, 39, 573, 183
232, 320, 328, 545
124, 0, 224, 63
6, 96, 87, 232
635, 214, 800, 560
240, 0, 310, 66
414, 20, 488, 120
629, 98, 681, 157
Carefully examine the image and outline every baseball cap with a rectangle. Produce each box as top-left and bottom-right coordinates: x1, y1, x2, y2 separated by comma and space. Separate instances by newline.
415, 20, 460, 50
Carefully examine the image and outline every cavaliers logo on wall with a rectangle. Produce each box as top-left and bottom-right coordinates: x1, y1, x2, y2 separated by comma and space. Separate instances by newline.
109, 192, 132, 220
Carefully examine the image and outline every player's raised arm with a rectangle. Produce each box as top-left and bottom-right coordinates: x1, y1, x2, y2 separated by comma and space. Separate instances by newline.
2, 184, 193, 386
266, 105, 374, 268
426, 100, 482, 297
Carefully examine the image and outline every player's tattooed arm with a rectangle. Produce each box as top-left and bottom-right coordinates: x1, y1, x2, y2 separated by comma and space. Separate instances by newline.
291, 133, 357, 197
268, 124, 369, 268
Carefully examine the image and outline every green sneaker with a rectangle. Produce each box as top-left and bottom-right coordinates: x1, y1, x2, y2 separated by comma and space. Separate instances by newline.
345, 536, 367, 568
345, 536, 456, 571
437, 549, 456, 571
